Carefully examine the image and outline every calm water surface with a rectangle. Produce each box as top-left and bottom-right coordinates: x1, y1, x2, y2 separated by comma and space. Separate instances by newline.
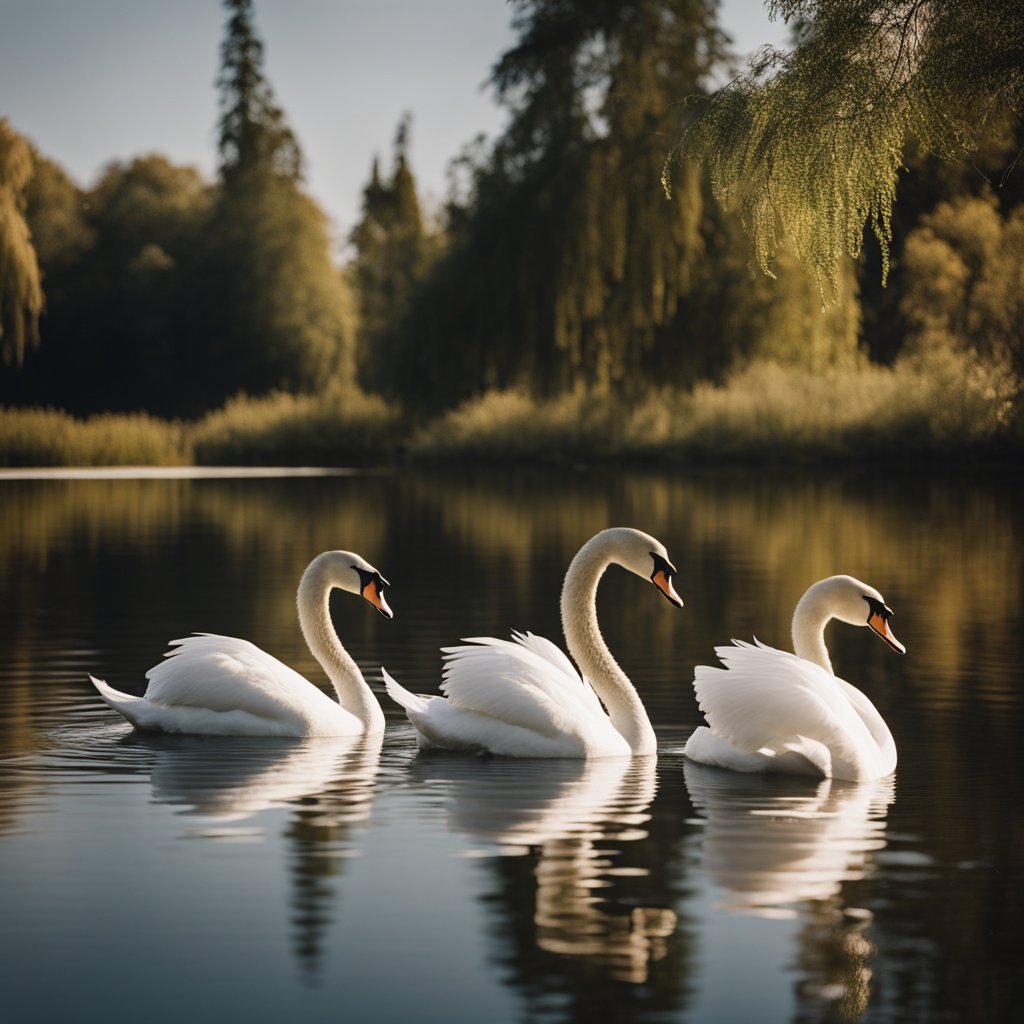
1, 466, 1020, 1023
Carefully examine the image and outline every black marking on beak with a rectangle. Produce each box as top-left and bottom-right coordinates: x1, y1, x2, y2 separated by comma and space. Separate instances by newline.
650, 551, 683, 608
355, 566, 393, 619
864, 595, 904, 654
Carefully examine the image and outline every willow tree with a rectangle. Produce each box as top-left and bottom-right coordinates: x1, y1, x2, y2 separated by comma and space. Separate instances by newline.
666, 1, 1024, 295
191, 0, 352, 410
386, 0, 729, 411
0, 119, 43, 366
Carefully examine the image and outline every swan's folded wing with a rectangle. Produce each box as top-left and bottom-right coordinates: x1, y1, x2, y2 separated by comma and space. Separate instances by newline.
509, 630, 582, 685
440, 633, 610, 739
144, 633, 320, 717
693, 640, 876, 770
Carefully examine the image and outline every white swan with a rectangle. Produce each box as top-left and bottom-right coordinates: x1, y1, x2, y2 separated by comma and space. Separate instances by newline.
684, 575, 904, 781
382, 527, 682, 758
90, 550, 392, 737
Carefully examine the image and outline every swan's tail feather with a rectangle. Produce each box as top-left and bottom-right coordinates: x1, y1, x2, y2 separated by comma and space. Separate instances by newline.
381, 667, 430, 715
90, 674, 135, 706
89, 674, 146, 726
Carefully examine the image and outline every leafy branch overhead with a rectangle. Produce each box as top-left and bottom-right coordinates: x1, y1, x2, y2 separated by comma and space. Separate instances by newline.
665, 1, 1024, 294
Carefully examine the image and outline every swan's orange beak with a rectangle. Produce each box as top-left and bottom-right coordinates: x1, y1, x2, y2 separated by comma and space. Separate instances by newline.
868, 609, 904, 654
652, 568, 683, 608
362, 580, 393, 619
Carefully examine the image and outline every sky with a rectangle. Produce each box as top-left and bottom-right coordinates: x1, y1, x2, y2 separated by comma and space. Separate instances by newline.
0, 0, 789, 250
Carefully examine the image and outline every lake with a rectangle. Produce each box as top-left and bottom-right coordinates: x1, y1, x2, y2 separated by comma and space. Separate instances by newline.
1, 465, 1020, 1023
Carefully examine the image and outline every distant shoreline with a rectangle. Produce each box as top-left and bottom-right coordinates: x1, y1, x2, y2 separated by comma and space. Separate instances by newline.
3, 354, 1020, 471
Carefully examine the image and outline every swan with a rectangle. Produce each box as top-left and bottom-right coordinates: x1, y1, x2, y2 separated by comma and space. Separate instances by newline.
382, 527, 683, 758
684, 575, 904, 782
90, 550, 392, 737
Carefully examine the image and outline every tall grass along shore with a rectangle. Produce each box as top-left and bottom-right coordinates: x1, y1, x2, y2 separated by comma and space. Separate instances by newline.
2, 354, 1018, 469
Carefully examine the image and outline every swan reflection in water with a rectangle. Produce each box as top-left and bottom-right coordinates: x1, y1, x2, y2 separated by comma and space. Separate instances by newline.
684, 759, 894, 1019
145, 733, 382, 829
411, 753, 675, 984
143, 732, 382, 977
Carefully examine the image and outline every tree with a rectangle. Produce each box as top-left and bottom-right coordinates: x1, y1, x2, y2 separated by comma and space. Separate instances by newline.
350, 117, 433, 392
901, 193, 1024, 377
386, 0, 731, 412
2, 154, 211, 414
0, 119, 43, 366
22, 150, 93, 271
667, 1, 1024, 294
2, 150, 89, 409
189, 0, 353, 410
76, 156, 211, 413
217, 0, 301, 186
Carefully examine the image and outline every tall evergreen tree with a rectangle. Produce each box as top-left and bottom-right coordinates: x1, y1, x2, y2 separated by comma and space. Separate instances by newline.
350, 117, 431, 392
0, 119, 43, 367
217, 0, 302, 186
190, 0, 352, 410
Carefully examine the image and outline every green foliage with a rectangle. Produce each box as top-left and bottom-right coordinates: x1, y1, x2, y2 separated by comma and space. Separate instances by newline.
21, 150, 93, 269
351, 118, 435, 392
187, 0, 354, 411
0, 119, 43, 366
189, 386, 400, 466
671, 216, 864, 382
0, 407, 189, 467
668, 1, 1024, 293
4, 345, 1016, 467
901, 193, 1024, 378
2, 3, 353, 418
83, 156, 212, 412
195, 175, 355, 407
387, 0, 730, 411
408, 387, 625, 463
4, 154, 212, 416
408, 352, 1018, 464
6, 0, 1019, 460
217, 0, 301, 184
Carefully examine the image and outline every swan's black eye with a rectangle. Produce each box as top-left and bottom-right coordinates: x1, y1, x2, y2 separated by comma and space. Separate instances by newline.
354, 567, 389, 591
863, 595, 892, 622
650, 551, 676, 579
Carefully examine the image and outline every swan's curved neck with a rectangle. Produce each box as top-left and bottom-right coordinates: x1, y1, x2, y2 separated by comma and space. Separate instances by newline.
560, 539, 656, 755
298, 569, 385, 732
791, 586, 836, 674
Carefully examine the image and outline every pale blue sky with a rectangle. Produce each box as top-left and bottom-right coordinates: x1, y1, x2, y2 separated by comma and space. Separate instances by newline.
0, 0, 788, 246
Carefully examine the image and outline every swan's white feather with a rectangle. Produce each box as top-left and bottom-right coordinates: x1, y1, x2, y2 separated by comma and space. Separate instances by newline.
440, 632, 610, 733
92, 634, 360, 736
383, 528, 676, 758
687, 638, 894, 782
145, 634, 341, 719
89, 549, 388, 738
91, 672, 308, 736
382, 632, 631, 759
